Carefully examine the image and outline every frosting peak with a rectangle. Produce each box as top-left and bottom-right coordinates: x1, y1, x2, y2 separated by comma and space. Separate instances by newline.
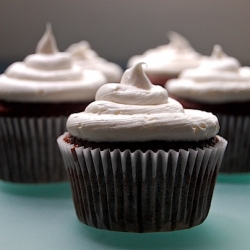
36, 23, 59, 54
96, 63, 169, 105
120, 63, 152, 90
211, 44, 226, 59
199, 45, 240, 72
168, 31, 191, 50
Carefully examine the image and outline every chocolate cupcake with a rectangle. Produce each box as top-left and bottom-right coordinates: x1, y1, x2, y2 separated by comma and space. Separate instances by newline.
57, 63, 227, 232
127, 32, 205, 86
167, 45, 250, 173
66, 41, 123, 83
0, 24, 106, 183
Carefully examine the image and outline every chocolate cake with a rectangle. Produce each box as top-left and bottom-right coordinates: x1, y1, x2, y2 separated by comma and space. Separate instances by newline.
64, 133, 219, 152
0, 101, 90, 118
170, 94, 250, 116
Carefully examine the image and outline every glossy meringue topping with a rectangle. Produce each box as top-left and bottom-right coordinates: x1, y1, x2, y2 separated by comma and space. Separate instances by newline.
127, 31, 204, 76
66, 41, 123, 82
167, 45, 250, 103
67, 63, 219, 142
0, 24, 106, 102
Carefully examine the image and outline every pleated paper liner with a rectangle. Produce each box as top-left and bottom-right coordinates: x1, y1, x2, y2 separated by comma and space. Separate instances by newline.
216, 114, 250, 173
0, 116, 68, 183
57, 134, 227, 233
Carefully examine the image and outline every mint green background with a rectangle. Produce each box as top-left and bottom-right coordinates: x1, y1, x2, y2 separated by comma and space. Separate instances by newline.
0, 174, 249, 250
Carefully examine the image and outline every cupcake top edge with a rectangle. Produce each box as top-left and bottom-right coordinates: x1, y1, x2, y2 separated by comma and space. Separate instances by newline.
0, 24, 107, 103
66, 63, 219, 142
167, 45, 250, 103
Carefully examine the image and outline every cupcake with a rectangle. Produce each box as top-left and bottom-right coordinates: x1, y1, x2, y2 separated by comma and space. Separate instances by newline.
0, 24, 106, 183
66, 41, 123, 82
127, 31, 205, 86
57, 63, 227, 232
167, 45, 250, 173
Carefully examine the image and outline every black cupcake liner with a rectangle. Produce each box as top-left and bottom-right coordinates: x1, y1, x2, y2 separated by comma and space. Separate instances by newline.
0, 116, 68, 183
216, 114, 250, 173
57, 134, 227, 232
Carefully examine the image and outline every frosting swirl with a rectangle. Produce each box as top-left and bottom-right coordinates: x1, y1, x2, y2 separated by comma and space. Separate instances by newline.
0, 24, 106, 103
167, 45, 250, 103
66, 41, 123, 82
67, 63, 219, 142
127, 31, 204, 76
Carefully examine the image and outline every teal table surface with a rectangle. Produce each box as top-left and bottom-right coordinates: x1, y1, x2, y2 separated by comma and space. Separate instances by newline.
0, 174, 250, 250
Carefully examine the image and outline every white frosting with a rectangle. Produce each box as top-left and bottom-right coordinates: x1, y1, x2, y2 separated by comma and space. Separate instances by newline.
67, 63, 219, 142
66, 41, 123, 82
0, 24, 106, 103
127, 31, 204, 76
167, 45, 250, 103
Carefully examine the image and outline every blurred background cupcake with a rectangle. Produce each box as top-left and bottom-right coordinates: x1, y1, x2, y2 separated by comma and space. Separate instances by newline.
127, 32, 205, 86
58, 63, 227, 233
0, 24, 107, 183
167, 45, 250, 173
66, 41, 123, 82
